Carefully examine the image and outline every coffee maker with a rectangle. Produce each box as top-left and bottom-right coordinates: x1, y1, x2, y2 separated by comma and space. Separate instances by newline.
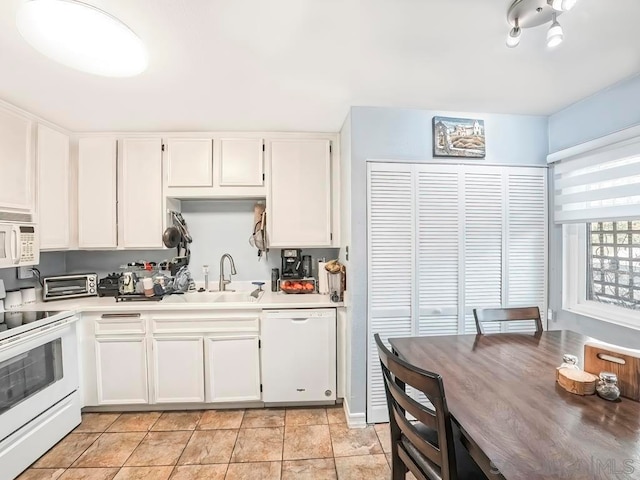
281, 249, 303, 279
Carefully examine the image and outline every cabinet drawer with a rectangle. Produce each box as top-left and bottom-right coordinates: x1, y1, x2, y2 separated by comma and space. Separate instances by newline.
151, 313, 259, 334
95, 313, 145, 335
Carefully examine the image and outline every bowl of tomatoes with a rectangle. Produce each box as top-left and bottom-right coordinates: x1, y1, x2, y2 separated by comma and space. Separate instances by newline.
280, 279, 316, 294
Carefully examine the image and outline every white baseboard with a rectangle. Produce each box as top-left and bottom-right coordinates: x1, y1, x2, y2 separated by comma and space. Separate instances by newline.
343, 398, 367, 429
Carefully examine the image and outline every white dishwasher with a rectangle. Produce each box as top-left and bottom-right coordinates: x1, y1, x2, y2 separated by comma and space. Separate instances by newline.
261, 309, 336, 403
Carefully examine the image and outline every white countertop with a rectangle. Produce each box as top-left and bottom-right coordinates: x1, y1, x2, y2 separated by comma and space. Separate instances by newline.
18, 290, 343, 313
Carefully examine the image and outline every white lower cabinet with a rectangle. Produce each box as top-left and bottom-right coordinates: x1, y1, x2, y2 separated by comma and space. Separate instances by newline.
206, 335, 261, 402
152, 336, 205, 403
95, 337, 148, 404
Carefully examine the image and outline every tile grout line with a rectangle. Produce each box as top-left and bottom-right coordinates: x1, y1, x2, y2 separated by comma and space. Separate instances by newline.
227, 410, 245, 466
168, 424, 198, 480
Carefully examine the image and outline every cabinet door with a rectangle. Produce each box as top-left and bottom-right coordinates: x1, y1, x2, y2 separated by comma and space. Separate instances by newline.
0, 108, 32, 212
219, 138, 263, 186
95, 337, 148, 404
166, 138, 213, 187
120, 139, 163, 248
206, 336, 260, 402
78, 138, 117, 248
37, 125, 70, 250
268, 139, 332, 247
261, 314, 336, 403
152, 336, 205, 403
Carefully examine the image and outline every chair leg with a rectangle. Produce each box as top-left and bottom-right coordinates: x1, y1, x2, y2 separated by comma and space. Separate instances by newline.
391, 443, 407, 480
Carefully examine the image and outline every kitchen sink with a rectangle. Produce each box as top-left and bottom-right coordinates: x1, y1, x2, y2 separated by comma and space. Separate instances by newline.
161, 291, 259, 304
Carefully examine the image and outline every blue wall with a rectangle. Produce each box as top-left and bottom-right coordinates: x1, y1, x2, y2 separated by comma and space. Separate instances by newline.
549, 74, 640, 153
344, 106, 549, 418
548, 73, 640, 348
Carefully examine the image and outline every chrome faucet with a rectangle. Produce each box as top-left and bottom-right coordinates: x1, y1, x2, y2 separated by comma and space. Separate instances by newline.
219, 254, 237, 291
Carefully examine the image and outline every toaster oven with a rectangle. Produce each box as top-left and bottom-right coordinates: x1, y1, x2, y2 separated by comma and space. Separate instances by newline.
43, 273, 98, 301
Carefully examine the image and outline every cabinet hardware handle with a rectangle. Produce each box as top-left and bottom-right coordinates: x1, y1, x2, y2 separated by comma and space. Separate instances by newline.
101, 313, 142, 319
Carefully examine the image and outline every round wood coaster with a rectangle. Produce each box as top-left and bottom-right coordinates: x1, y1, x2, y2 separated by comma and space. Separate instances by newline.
556, 367, 598, 395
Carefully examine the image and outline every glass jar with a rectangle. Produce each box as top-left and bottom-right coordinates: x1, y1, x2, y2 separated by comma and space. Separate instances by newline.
596, 372, 621, 401
559, 354, 580, 370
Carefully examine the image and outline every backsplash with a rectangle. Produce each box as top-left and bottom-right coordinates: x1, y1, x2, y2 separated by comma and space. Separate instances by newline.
0, 252, 66, 291
1, 200, 338, 289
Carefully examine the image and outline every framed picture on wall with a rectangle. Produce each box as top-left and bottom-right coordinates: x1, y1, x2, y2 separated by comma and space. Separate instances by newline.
433, 116, 486, 158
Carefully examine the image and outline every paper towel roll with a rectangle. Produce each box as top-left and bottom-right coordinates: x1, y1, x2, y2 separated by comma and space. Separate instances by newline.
318, 261, 329, 294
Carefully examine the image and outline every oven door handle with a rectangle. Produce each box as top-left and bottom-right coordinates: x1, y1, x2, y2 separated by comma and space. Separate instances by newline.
0, 318, 75, 353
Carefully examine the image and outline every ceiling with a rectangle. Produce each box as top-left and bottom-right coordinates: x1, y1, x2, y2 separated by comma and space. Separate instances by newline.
0, 0, 638, 132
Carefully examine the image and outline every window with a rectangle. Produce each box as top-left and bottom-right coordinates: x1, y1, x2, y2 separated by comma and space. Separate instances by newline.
588, 220, 640, 310
554, 131, 640, 328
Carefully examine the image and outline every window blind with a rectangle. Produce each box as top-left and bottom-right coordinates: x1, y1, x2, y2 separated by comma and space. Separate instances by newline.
553, 138, 640, 224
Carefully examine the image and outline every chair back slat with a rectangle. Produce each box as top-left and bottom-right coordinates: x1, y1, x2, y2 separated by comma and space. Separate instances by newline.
473, 306, 542, 334
392, 405, 443, 468
375, 334, 458, 480
382, 364, 438, 430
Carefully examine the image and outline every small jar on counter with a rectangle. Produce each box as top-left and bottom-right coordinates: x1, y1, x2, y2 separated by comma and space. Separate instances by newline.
596, 372, 621, 401
559, 354, 580, 370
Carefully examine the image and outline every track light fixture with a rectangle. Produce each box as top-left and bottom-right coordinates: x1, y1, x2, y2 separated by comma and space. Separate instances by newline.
506, 18, 521, 48
506, 0, 579, 49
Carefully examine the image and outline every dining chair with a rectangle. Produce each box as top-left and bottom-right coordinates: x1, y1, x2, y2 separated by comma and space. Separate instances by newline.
473, 306, 543, 335
374, 334, 488, 480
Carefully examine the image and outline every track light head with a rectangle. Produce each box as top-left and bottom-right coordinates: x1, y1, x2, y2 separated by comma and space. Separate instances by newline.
547, 13, 564, 48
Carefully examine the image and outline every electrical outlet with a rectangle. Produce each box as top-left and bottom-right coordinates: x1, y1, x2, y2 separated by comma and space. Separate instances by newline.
547, 308, 554, 322
17, 267, 33, 280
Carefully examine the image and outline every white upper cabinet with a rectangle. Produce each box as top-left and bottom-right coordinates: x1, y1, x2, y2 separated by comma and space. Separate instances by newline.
78, 137, 117, 249
37, 125, 70, 250
219, 138, 264, 186
0, 107, 33, 213
120, 138, 163, 248
268, 139, 332, 247
166, 138, 213, 187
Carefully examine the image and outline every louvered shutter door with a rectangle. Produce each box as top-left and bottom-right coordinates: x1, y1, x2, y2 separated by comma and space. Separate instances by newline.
367, 163, 415, 423
416, 166, 460, 336
505, 167, 548, 332
463, 167, 504, 334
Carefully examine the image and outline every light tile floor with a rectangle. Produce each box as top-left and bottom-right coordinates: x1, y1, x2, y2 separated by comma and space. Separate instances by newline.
18, 407, 402, 480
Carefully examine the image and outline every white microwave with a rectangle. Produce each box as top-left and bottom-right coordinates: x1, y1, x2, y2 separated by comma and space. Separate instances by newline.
0, 221, 39, 269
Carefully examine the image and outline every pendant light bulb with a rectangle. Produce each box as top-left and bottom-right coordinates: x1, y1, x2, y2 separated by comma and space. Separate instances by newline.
550, 0, 578, 11
546, 13, 564, 48
506, 19, 521, 48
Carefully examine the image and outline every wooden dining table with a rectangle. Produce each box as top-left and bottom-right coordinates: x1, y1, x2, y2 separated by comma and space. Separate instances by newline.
389, 330, 640, 480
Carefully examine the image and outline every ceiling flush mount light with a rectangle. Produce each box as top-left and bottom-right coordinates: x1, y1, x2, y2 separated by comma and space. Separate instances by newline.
547, 13, 564, 48
505, 0, 578, 49
16, 0, 148, 77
